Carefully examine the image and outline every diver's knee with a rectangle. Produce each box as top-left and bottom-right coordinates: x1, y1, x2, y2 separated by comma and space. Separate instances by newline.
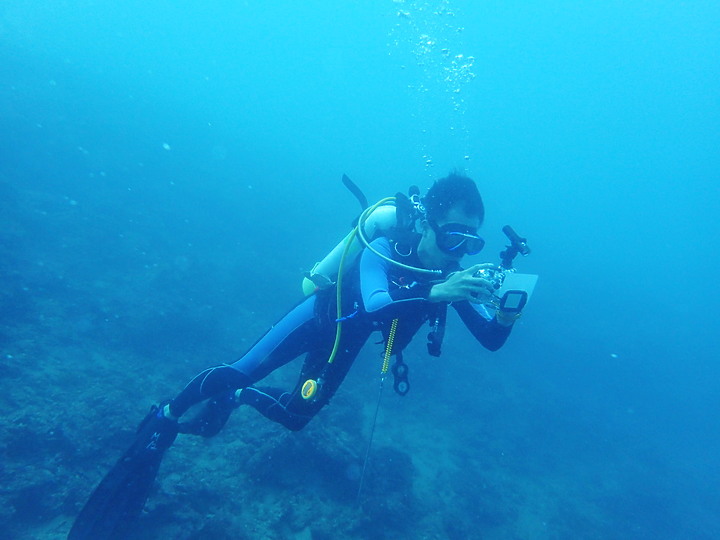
284, 416, 312, 432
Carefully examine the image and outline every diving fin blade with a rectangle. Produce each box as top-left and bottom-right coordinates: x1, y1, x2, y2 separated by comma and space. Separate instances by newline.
68, 448, 162, 539
68, 406, 178, 540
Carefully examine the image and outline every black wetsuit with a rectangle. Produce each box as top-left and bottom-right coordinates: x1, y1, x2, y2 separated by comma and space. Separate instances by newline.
168, 235, 512, 430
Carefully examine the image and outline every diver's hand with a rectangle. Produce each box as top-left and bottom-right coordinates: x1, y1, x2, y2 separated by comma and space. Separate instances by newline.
428, 263, 496, 304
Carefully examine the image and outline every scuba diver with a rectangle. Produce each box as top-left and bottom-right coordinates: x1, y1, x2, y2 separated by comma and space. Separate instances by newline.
69, 172, 527, 539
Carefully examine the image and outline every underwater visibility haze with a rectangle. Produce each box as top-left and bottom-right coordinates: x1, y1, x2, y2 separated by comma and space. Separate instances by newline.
1, 1, 719, 539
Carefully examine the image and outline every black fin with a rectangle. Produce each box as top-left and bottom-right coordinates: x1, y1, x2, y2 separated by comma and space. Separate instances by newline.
68, 406, 178, 539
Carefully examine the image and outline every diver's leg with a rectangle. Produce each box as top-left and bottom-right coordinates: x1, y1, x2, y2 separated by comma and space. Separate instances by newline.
239, 323, 371, 431
168, 295, 320, 418
237, 349, 328, 431
71, 297, 324, 533
167, 365, 250, 419
173, 295, 326, 436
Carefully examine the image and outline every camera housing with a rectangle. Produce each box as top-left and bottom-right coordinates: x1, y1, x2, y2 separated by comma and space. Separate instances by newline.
474, 267, 505, 290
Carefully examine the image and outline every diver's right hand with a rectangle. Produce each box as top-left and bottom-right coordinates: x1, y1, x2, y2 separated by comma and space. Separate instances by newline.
428, 264, 496, 304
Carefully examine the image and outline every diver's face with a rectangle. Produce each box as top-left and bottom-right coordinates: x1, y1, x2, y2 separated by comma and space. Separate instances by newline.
417, 207, 482, 271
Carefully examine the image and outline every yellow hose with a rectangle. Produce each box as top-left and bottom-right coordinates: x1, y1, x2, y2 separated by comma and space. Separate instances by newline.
381, 319, 398, 374
303, 194, 429, 399
328, 197, 401, 364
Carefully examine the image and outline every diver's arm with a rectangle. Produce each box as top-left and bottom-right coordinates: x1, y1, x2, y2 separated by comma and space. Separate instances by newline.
452, 300, 512, 351
360, 238, 432, 313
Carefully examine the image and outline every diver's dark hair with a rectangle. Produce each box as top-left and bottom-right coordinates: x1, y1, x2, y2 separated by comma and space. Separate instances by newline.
423, 172, 484, 225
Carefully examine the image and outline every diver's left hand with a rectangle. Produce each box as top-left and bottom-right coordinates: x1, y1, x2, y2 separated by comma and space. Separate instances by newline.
428, 263, 496, 304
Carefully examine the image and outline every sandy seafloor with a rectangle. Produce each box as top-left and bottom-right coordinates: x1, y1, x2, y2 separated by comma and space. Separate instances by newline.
2, 1, 720, 539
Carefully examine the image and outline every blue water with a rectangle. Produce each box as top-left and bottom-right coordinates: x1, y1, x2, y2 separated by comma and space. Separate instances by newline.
1, 1, 718, 539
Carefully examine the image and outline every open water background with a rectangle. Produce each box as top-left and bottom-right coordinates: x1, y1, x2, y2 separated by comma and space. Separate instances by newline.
1, 1, 718, 538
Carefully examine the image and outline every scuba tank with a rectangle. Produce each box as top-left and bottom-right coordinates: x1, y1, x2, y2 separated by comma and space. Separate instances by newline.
302, 175, 426, 295
302, 203, 397, 295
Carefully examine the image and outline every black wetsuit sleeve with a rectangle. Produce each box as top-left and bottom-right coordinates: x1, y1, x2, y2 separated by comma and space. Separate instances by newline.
452, 300, 512, 351
360, 238, 431, 312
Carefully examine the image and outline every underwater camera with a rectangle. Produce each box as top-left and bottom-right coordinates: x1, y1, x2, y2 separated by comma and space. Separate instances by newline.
475, 225, 537, 310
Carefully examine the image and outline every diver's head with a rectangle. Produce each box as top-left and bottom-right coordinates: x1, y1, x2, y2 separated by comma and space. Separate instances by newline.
418, 172, 485, 270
